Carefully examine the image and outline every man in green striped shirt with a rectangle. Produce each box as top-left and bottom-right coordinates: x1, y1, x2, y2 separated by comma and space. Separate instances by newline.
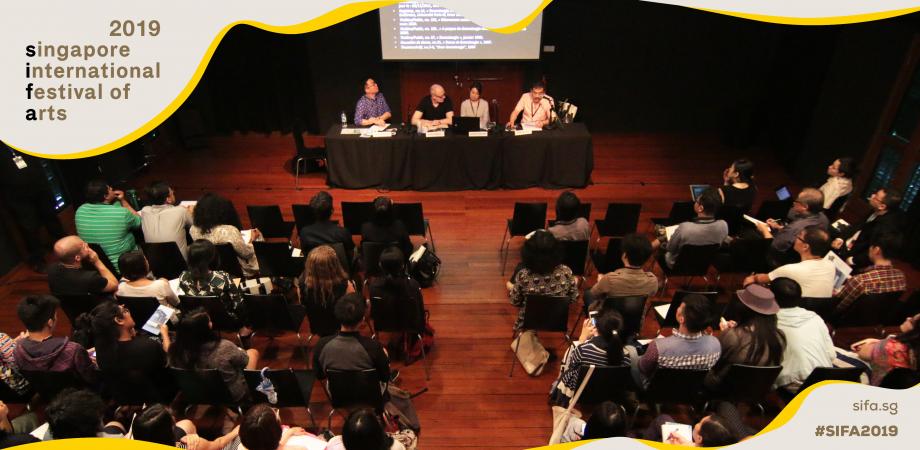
74, 180, 141, 272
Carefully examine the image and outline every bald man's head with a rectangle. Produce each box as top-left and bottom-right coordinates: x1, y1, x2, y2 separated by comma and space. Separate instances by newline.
797, 188, 825, 213
54, 236, 87, 264
430, 84, 445, 98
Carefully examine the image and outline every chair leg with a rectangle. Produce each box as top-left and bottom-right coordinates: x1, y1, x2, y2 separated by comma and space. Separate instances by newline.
296, 333, 310, 367
418, 333, 431, 383
426, 221, 436, 254
500, 225, 510, 276
327, 408, 336, 431
509, 331, 522, 378
294, 157, 303, 188
569, 309, 585, 338
306, 406, 317, 433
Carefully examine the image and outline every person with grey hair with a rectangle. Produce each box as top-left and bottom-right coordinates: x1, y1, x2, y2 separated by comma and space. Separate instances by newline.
755, 187, 828, 267
411, 84, 454, 130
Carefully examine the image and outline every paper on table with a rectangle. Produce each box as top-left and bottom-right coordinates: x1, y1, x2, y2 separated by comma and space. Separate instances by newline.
825, 251, 853, 291
178, 201, 197, 208
283, 435, 328, 450
521, 122, 542, 131
142, 305, 177, 335
743, 214, 766, 227
367, 124, 389, 133
169, 278, 184, 296
661, 422, 693, 444
654, 304, 670, 319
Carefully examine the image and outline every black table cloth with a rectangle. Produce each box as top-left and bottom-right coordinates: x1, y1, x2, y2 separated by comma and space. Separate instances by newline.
325, 123, 593, 191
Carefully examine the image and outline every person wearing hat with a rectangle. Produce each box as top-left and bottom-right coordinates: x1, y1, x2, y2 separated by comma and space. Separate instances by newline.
704, 285, 786, 390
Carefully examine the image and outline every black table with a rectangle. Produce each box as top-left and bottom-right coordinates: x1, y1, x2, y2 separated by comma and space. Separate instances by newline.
325, 124, 593, 191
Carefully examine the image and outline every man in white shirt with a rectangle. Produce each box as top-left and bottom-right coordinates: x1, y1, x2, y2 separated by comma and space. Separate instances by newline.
139, 181, 193, 260
744, 226, 836, 298
770, 278, 835, 393
507, 81, 555, 129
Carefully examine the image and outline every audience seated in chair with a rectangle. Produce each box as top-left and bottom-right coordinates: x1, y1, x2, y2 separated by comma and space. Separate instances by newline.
548, 191, 590, 241
705, 285, 786, 390
299, 245, 357, 338
770, 278, 835, 393
313, 293, 392, 390
179, 240, 251, 338
224, 403, 319, 450
819, 157, 854, 211
74, 179, 141, 272
12, 295, 96, 385
47, 236, 118, 295
832, 187, 907, 269
299, 191, 355, 261
549, 308, 628, 407
653, 187, 727, 269
167, 308, 260, 404
191, 192, 260, 277
140, 180, 194, 260
586, 233, 658, 313
559, 400, 628, 444
849, 312, 920, 386
628, 294, 720, 389
0, 332, 30, 397
326, 407, 416, 450
755, 187, 828, 267
116, 250, 180, 307
368, 247, 427, 359
86, 301, 169, 380
719, 158, 756, 214
30, 389, 126, 440
744, 226, 835, 298
0, 398, 40, 447
644, 411, 739, 447
131, 403, 239, 450
509, 231, 579, 331
834, 233, 906, 314
361, 196, 413, 261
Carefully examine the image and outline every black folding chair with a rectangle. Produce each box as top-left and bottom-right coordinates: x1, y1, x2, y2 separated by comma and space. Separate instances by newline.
594, 203, 641, 242
833, 291, 905, 328
0, 378, 31, 405
101, 367, 174, 406
548, 203, 592, 227
600, 295, 649, 342
142, 242, 188, 279
324, 369, 386, 429
369, 283, 431, 382
54, 293, 105, 332
292, 204, 340, 232
246, 205, 295, 239
654, 290, 719, 331
169, 367, 242, 414
560, 240, 590, 277
797, 366, 864, 394
254, 242, 306, 278
756, 200, 792, 222
712, 238, 772, 281
361, 241, 397, 278
500, 202, 548, 275
116, 295, 162, 332
824, 194, 850, 222
88, 243, 119, 276
638, 368, 709, 420
394, 202, 436, 253
293, 126, 327, 188
879, 367, 920, 389
341, 201, 375, 235
591, 237, 624, 275
215, 243, 246, 279
510, 294, 572, 377
179, 295, 242, 343
243, 293, 309, 363
650, 202, 695, 228
800, 297, 836, 323
710, 364, 783, 415
244, 369, 317, 430
575, 364, 633, 406
659, 244, 720, 294
716, 205, 744, 237
20, 370, 87, 402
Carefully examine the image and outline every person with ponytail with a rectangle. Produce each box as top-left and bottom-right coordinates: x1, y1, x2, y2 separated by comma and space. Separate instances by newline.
367, 246, 426, 358
549, 308, 628, 407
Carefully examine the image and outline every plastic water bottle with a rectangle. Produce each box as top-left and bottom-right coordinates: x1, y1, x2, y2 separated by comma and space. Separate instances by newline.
256, 367, 278, 404
340, 111, 348, 128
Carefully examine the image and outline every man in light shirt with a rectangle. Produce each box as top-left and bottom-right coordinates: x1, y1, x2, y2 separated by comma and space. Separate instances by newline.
507, 81, 555, 129
139, 181, 193, 260
744, 226, 836, 298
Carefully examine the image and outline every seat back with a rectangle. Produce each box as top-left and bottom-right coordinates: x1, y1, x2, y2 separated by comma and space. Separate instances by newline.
370, 295, 402, 334
521, 295, 570, 333
247, 205, 292, 239
716, 205, 744, 237
215, 243, 246, 279
657, 290, 719, 329
88, 243, 119, 276
393, 203, 427, 236
361, 241, 397, 277
879, 367, 920, 389
55, 294, 104, 330
117, 295, 162, 331
669, 244, 720, 277
644, 368, 708, 404
178, 295, 239, 333
799, 297, 836, 322
600, 296, 648, 341
325, 369, 385, 413
596, 203, 641, 237
824, 194, 850, 221
576, 365, 632, 405
833, 291, 905, 327
725, 238, 772, 274
169, 367, 237, 406
560, 240, 589, 276
254, 242, 306, 278
142, 242, 188, 279
244, 368, 316, 407
0, 378, 31, 404
756, 200, 792, 221
243, 293, 304, 333
292, 204, 316, 232
101, 367, 171, 405
509, 203, 547, 237
718, 364, 783, 403
548, 203, 592, 227
799, 366, 864, 392
668, 201, 696, 224
342, 201, 375, 235
20, 369, 86, 401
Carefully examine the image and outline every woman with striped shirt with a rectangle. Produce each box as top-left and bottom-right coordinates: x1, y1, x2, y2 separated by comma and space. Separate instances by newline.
549, 308, 628, 407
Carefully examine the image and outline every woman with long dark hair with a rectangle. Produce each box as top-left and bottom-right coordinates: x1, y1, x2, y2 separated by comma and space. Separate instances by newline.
167, 308, 259, 403
325, 408, 416, 450
178, 239, 250, 337
131, 404, 239, 450
360, 196, 413, 260
720, 158, 756, 213
706, 285, 786, 389
549, 308, 628, 407
368, 246, 426, 359
851, 312, 920, 385
299, 245, 355, 337
190, 192, 260, 276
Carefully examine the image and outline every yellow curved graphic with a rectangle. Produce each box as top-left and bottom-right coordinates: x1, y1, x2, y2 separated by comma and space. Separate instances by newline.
13, 437, 179, 450
697, 5, 920, 26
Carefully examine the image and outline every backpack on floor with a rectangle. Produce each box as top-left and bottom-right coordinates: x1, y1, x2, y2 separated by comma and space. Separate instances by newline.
408, 243, 440, 287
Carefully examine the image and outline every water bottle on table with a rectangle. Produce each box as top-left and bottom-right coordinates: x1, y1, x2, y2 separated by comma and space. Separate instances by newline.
340, 111, 348, 128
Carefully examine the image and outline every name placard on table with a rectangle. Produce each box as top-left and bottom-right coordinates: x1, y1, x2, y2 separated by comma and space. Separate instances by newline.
339, 127, 366, 135
426, 130, 445, 138
468, 131, 488, 137
514, 129, 533, 136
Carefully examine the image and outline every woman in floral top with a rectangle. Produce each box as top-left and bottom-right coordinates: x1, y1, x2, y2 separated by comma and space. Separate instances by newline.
179, 240, 250, 337
510, 230, 578, 330
851, 312, 919, 385
0, 332, 30, 396
190, 192, 261, 277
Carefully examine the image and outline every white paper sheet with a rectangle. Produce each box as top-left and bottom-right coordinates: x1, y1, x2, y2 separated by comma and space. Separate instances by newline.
654, 304, 670, 319
142, 305, 177, 335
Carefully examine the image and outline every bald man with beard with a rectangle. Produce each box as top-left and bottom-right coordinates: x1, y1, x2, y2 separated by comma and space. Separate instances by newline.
46, 236, 118, 295
411, 84, 454, 131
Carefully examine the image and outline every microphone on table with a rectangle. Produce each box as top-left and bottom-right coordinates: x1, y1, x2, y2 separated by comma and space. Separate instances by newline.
544, 94, 559, 130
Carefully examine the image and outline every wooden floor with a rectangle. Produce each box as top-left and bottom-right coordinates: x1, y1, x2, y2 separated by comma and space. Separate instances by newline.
1, 131, 806, 448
